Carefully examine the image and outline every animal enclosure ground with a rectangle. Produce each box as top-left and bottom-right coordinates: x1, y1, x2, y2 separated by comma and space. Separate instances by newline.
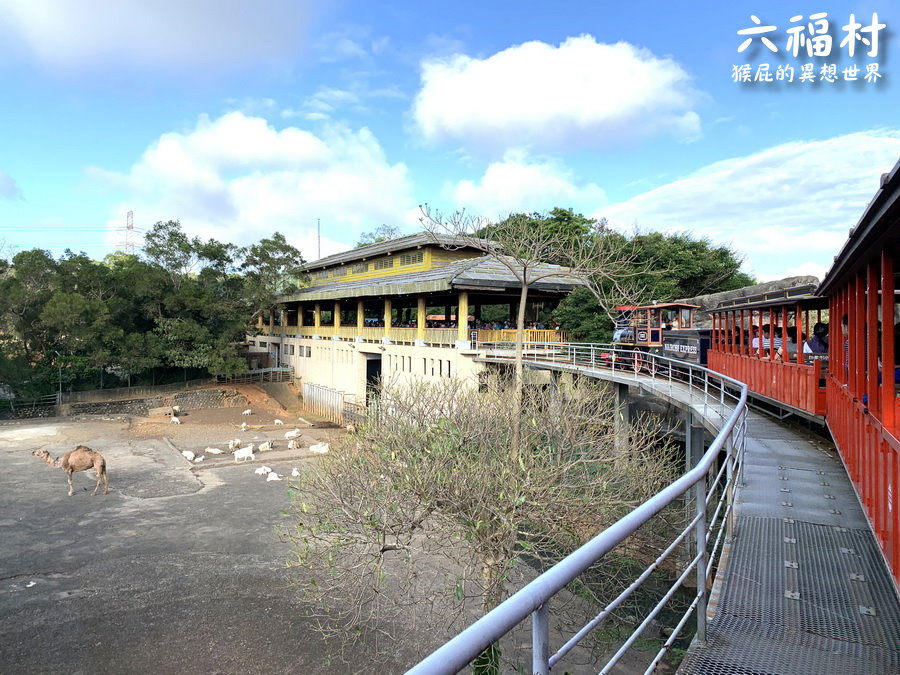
0, 405, 376, 674
0, 399, 674, 674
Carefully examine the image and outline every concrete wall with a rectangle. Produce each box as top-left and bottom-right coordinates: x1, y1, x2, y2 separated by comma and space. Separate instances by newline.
264, 335, 486, 401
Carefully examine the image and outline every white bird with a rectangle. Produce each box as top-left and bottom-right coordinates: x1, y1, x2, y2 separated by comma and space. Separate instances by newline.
242, 409, 252, 416
205, 447, 224, 455
284, 428, 301, 439
254, 465, 272, 475
266, 472, 282, 481
181, 450, 195, 461
309, 442, 330, 454
258, 441, 272, 452
171, 416, 181, 424
274, 419, 284, 426
287, 439, 299, 450
193, 455, 205, 463
291, 467, 300, 477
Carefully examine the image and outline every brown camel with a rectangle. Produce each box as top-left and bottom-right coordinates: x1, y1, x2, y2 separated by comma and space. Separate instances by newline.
33, 445, 109, 497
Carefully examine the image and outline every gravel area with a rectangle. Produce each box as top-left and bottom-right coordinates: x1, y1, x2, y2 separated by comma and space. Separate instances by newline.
0, 398, 371, 675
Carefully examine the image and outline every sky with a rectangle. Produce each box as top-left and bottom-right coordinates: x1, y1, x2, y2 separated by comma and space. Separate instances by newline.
0, 1, 898, 283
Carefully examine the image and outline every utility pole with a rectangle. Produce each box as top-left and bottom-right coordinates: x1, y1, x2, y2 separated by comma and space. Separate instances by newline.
53, 351, 62, 403
317, 218, 321, 259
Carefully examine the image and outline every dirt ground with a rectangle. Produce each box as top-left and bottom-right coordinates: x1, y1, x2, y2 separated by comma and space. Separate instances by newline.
0, 389, 381, 675
0, 387, 669, 674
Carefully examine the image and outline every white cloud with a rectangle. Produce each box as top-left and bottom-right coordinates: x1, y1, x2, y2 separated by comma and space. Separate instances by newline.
451, 152, 605, 219
413, 35, 701, 155
283, 83, 407, 122
92, 112, 419, 261
0, 170, 23, 200
598, 130, 900, 281
0, 0, 315, 69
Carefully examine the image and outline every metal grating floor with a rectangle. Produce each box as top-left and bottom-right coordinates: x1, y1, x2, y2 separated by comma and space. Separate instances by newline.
679, 414, 900, 675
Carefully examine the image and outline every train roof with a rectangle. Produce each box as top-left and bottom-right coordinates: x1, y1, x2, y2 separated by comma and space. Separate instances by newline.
708, 283, 827, 313
818, 158, 900, 296
633, 302, 700, 310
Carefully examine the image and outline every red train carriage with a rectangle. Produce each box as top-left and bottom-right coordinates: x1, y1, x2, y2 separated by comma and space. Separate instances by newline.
708, 284, 829, 417
706, 162, 899, 587
817, 162, 900, 587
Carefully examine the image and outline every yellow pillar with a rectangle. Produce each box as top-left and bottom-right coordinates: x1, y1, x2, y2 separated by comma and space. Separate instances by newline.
314, 303, 321, 329
334, 301, 341, 328
268, 311, 275, 333
257, 314, 263, 330
279, 309, 285, 328
417, 296, 426, 342
384, 299, 392, 334
357, 300, 365, 331
297, 305, 304, 328
457, 291, 469, 342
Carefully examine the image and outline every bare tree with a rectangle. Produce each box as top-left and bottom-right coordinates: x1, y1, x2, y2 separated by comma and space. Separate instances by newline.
419, 205, 648, 455
283, 375, 677, 669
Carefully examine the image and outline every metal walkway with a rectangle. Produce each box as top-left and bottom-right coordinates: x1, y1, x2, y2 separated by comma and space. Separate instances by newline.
680, 412, 900, 674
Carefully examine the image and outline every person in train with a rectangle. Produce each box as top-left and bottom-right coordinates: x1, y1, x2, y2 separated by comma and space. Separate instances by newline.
803, 322, 829, 354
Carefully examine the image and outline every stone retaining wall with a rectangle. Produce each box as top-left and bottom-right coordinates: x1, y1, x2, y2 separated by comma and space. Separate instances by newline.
172, 389, 247, 410
45, 389, 252, 419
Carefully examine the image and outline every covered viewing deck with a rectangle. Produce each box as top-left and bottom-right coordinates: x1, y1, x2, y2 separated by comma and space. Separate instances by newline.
266, 242, 578, 348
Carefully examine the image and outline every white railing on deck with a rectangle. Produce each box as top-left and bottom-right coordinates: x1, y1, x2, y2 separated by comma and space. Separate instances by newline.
408, 342, 748, 675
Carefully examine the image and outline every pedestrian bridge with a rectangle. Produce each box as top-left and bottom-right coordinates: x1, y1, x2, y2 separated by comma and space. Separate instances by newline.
408, 344, 900, 674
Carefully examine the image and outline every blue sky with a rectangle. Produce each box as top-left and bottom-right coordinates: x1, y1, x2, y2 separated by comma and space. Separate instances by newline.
0, 1, 898, 282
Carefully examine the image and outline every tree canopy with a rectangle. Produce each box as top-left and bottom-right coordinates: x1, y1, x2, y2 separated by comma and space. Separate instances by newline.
355, 224, 402, 247
554, 229, 755, 343
0, 221, 306, 398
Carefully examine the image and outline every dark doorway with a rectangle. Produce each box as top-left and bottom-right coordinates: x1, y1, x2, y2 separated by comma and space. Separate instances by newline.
365, 355, 382, 404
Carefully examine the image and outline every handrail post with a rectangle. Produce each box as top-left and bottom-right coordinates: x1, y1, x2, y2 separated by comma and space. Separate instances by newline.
725, 434, 735, 543
532, 602, 550, 675
694, 465, 709, 647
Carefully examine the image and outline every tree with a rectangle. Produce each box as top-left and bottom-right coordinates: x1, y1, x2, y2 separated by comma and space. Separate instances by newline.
356, 224, 402, 247
553, 231, 756, 343
420, 206, 645, 454
624, 231, 754, 301
241, 232, 306, 319
142, 220, 197, 288
285, 376, 676, 669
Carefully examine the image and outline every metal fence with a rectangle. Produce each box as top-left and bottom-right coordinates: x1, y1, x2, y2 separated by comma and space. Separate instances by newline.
58, 367, 294, 404
60, 378, 213, 404
409, 342, 749, 675
0, 394, 59, 420
301, 382, 349, 425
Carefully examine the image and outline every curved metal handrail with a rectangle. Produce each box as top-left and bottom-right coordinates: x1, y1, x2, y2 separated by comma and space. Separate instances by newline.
408, 343, 748, 675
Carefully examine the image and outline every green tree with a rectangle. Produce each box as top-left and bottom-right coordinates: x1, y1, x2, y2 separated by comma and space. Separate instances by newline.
356, 224, 402, 247
241, 232, 306, 318
554, 231, 755, 343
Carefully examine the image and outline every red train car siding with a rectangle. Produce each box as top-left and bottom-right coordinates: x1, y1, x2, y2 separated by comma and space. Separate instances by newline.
827, 379, 900, 585
825, 247, 900, 587
708, 351, 826, 416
